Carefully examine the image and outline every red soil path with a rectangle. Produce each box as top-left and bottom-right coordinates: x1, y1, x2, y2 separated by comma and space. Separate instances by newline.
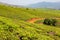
27, 18, 60, 23
27, 18, 45, 23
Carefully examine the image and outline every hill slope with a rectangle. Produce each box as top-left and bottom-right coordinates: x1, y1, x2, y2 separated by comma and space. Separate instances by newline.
0, 4, 60, 40
0, 4, 60, 21
0, 15, 60, 40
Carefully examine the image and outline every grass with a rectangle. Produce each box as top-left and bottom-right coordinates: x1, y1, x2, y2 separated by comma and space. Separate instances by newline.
0, 4, 60, 40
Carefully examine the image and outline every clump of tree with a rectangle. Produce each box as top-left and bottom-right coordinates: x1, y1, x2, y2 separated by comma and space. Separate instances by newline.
43, 18, 57, 26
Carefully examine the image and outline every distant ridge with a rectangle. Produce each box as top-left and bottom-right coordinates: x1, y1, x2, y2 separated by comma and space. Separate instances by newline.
1, 2, 60, 9
28, 2, 60, 9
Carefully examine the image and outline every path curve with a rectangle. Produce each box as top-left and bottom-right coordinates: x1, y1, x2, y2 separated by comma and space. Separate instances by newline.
27, 18, 45, 23
27, 18, 60, 23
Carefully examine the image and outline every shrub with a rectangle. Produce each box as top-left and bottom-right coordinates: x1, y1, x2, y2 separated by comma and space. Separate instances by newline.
51, 19, 57, 26
43, 19, 51, 25
43, 18, 57, 26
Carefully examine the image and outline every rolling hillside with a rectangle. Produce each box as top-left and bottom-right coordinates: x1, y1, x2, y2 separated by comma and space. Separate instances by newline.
0, 4, 60, 40
0, 4, 60, 21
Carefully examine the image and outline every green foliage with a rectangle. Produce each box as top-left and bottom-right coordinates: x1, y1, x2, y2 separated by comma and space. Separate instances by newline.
43, 19, 51, 25
0, 4, 60, 40
0, 16, 60, 40
0, 4, 60, 21
43, 18, 57, 26
51, 19, 57, 26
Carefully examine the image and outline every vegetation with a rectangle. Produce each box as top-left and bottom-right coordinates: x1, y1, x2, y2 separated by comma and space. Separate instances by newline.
0, 4, 60, 40
43, 19, 57, 26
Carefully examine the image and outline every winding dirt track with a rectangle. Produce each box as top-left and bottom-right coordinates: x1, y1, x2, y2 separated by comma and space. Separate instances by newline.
27, 18, 60, 23
27, 18, 44, 23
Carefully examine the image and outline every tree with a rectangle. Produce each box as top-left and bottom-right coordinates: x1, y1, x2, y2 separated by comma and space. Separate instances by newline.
51, 19, 57, 26
43, 19, 51, 25
43, 18, 57, 26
